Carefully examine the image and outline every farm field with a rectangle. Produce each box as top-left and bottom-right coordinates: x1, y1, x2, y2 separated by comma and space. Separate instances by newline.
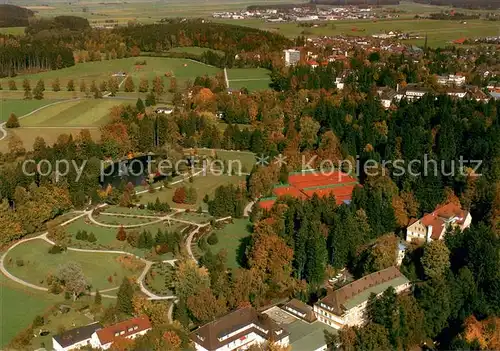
19, 99, 130, 127
0, 99, 57, 122
227, 68, 271, 92
4, 239, 144, 291
206, 219, 253, 270
215, 18, 498, 48
138, 174, 247, 210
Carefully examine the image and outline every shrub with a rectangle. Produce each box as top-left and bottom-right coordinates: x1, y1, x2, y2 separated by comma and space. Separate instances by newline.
116, 226, 127, 241
32, 315, 44, 327
173, 187, 187, 204
207, 233, 219, 245
48, 245, 65, 254
87, 232, 97, 242
5, 113, 20, 128
197, 206, 203, 213
198, 237, 208, 251
75, 230, 88, 241
16, 259, 24, 267
49, 282, 62, 294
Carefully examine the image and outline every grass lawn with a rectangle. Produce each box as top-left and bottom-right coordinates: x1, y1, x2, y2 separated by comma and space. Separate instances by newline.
92, 214, 160, 226
0, 27, 25, 35
65, 217, 183, 259
20, 99, 132, 127
144, 263, 175, 296
102, 206, 158, 216
138, 174, 247, 210
227, 68, 271, 92
0, 128, 101, 153
4, 239, 144, 291
195, 149, 256, 172
206, 218, 253, 270
0, 57, 221, 92
172, 211, 213, 224
0, 99, 57, 122
0, 275, 60, 348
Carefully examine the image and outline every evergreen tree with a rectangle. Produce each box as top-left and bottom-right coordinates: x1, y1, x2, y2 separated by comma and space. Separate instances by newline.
52, 78, 61, 92
136, 98, 145, 112
94, 290, 102, 305
67, 79, 75, 91
6, 113, 20, 128
116, 277, 134, 314
33, 80, 44, 100
145, 92, 156, 106
22, 79, 32, 99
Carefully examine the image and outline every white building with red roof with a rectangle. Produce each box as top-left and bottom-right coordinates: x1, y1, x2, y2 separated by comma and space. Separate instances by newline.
89, 316, 152, 349
405, 203, 472, 243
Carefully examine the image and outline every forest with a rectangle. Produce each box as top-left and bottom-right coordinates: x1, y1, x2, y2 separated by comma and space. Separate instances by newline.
0, 4, 33, 28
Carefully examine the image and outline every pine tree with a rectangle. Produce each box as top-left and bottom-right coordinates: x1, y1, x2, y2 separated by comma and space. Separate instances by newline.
145, 92, 156, 107
136, 98, 145, 112
6, 113, 20, 128
116, 277, 134, 314
94, 290, 102, 305
22, 79, 32, 99
52, 78, 61, 92
33, 80, 45, 100
67, 79, 75, 91
124, 76, 135, 92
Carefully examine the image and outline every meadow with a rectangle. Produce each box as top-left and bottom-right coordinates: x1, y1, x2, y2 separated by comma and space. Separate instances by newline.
0, 99, 57, 122
0, 56, 221, 91
4, 239, 144, 291
194, 149, 256, 171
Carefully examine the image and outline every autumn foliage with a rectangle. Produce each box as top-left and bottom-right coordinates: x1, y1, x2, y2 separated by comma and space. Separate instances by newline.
116, 225, 127, 241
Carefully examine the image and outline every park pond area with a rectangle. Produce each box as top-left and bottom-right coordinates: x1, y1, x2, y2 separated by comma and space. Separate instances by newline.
4, 239, 145, 291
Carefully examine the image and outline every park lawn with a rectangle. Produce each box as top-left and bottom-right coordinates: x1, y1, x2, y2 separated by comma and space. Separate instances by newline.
207, 219, 253, 270
144, 263, 175, 296
196, 149, 256, 172
0, 57, 221, 92
20, 99, 132, 127
172, 211, 213, 224
102, 206, 159, 216
0, 99, 57, 122
0, 275, 60, 348
65, 217, 182, 259
4, 239, 144, 291
92, 214, 161, 226
0, 128, 101, 153
138, 174, 247, 210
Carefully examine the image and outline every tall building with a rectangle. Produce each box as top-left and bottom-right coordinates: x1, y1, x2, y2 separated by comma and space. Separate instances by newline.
283, 49, 301, 66
314, 267, 410, 329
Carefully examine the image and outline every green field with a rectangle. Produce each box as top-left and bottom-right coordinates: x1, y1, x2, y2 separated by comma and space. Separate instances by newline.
0, 99, 57, 122
0, 275, 59, 347
144, 263, 175, 296
168, 46, 224, 56
172, 211, 213, 224
227, 68, 271, 92
0, 57, 221, 91
4, 239, 144, 291
206, 219, 252, 270
195, 149, 256, 172
139, 174, 247, 210
92, 214, 159, 226
20, 99, 130, 127
0, 27, 25, 35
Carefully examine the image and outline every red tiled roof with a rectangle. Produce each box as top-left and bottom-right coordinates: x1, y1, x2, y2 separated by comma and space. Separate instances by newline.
419, 203, 468, 240
96, 316, 151, 346
258, 199, 276, 210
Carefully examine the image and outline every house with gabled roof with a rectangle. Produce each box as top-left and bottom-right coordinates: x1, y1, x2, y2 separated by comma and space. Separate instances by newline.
89, 316, 151, 350
190, 306, 289, 351
314, 267, 410, 329
52, 322, 103, 351
405, 202, 472, 243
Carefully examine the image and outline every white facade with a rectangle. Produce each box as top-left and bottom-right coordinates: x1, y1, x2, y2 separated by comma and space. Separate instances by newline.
89, 328, 150, 350
284, 49, 300, 67
437, 74, 466, 86
193, 325, 289, 351
315, 282, 410, 330
406, 211, 472, 243
52, 337, 92, 351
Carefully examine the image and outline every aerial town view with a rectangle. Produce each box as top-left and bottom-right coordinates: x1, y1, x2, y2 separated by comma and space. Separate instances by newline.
0, 0, 498, 350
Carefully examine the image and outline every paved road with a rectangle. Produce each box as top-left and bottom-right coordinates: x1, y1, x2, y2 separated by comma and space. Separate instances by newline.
243, 201, 255, 217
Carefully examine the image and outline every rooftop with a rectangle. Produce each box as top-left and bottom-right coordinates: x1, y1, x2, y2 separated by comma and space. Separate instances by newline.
317, 266, 409, 315
96, 316, 151, 346
53, 322, 102, 348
